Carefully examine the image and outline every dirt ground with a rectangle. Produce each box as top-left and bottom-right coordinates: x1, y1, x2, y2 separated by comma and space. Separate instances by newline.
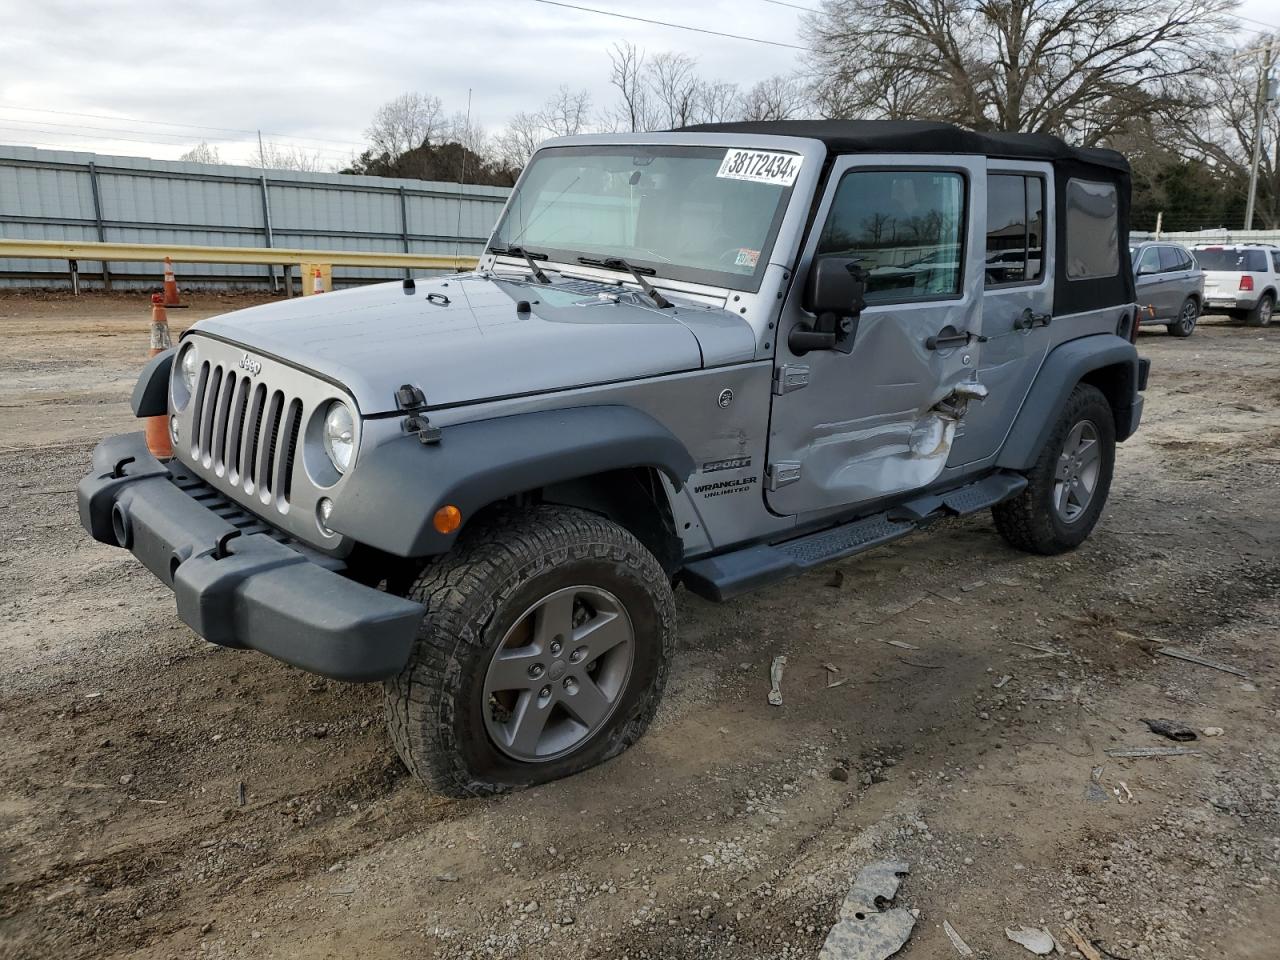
1, 291, 1278, 960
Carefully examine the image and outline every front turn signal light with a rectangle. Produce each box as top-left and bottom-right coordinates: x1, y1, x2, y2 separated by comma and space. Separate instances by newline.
433, 505, 462, 534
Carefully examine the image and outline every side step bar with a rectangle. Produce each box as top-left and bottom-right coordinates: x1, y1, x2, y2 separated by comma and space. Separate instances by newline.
681, 471, 1027, 602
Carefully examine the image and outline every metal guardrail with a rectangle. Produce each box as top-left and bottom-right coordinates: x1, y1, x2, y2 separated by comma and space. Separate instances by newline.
0, 239, 479, 295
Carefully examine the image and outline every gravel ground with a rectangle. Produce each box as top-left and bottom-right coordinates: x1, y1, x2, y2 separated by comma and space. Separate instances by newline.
0, 292, 1278, 960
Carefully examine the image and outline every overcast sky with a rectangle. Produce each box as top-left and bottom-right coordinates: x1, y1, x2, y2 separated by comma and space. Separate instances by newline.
0, 0, 1276, 168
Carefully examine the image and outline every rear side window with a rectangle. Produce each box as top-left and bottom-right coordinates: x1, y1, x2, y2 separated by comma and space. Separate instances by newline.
816, 169, 966, 304
985, 174, 1045, 285
1272, 251, 1280, 272
1195, 249, 1268, 271
1157, 247, 1185, 272
1064, 180, 1118, 280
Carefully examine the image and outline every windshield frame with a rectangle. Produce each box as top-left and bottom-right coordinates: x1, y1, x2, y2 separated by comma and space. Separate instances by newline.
488, 142, 802, 294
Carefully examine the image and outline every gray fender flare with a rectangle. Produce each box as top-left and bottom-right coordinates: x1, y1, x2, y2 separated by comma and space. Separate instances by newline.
131, 348, 174, 417
329, 405, 696, 557
996, 334, 1139, 472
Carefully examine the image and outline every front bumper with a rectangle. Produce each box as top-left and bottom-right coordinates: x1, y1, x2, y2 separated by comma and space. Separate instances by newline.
77, 432, 423, 682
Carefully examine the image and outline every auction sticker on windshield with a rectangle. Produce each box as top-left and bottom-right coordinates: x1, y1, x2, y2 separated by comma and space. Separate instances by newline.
716, 149, 802, 186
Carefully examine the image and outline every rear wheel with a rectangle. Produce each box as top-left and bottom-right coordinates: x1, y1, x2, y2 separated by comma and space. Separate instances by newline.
384, 505, 675, 797
993, 383, 1116, 555
1166, 298, 1198, 337
1245, 293, 1274, 327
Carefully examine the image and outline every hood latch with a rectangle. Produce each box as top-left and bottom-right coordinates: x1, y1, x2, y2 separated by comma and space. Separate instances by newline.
396, 383, 441, 445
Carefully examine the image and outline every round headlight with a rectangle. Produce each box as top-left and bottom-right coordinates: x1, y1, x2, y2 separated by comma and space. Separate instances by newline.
179, 347, 199, 392
322, 401, 355, 474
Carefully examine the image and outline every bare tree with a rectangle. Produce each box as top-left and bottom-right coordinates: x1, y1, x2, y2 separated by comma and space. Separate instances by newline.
648, 52, 700, 129
494, 111, 546, 169
446, 110, 491, 158
741, 75, 808, 121
693, 80, 744, 124
1173, 43, 1280, 228
254, 140, 328, 172
803, 0, 1237, 146
539, 85, 593, 138
607, 41, 658, 132
365, 92, 446, 157
179, 141, 221, 164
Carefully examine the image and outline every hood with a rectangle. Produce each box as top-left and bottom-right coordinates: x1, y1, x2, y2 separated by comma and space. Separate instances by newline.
190, 274, 757, 414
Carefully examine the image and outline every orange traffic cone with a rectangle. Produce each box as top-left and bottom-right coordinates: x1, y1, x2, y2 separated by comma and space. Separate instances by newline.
146, 294, 174, 459
161, 256, 187, 307
312, 267, 325, 295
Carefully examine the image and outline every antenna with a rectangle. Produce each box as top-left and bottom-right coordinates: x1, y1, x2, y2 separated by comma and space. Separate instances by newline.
454, 87, 472, 260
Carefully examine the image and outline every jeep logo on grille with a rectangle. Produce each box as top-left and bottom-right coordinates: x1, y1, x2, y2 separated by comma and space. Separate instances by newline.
238, 353, 262, 376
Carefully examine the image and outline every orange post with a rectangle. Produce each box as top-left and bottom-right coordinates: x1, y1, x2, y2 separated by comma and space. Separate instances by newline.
145, 293, 174, 459
312, 267, 325, 295
161, 256, 185, 307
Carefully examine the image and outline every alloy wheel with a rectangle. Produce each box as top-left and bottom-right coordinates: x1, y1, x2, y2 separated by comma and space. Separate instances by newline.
1053, 420, 1101, 523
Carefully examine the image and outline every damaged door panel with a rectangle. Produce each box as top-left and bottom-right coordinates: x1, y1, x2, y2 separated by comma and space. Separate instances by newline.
767, 155, 987, 516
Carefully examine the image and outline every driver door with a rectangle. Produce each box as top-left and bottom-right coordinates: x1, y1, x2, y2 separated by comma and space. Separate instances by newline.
766, 156, 985, 516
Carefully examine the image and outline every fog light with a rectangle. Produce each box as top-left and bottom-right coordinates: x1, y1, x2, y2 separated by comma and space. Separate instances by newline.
169, 415, 180, 441
316, 497, 336, 537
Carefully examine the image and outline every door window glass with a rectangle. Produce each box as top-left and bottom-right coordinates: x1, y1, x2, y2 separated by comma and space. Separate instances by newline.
816, 169, 965, 303
1157, 246, 1184, 272
1136, 247, 1160, 275
1272, 251, 1280, 272
1064, 180, 1119, 280
985, 174, 1045, 285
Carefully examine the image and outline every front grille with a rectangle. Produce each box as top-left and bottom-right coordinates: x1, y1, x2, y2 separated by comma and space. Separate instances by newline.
188, 360, 304, 514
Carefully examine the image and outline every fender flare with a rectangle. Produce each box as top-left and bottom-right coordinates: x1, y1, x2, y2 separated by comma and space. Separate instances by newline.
996, 334, 1139, 472
329, 405, 696, 557
131, 348, 174, 417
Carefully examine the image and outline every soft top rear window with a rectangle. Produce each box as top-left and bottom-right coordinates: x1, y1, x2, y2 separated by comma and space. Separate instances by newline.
1194, 249, 1268, 272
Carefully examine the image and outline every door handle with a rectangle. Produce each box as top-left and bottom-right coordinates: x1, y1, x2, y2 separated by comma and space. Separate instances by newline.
925, 325, 975, 351
1014, 308, 1051, 331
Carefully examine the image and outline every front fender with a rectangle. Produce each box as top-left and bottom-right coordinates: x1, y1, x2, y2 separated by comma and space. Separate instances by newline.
997, 334, 1139, 471
329, 405, 696, 557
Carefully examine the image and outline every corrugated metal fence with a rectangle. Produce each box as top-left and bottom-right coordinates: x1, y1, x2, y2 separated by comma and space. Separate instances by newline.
0, 145, 510, 290
1130, 229, 1280, 247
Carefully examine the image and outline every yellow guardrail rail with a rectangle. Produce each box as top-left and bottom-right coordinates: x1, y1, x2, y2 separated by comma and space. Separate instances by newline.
0, 238, 477, 271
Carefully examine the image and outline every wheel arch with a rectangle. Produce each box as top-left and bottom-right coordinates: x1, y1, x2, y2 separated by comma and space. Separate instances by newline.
329, 405, 695, 560
996, 334, 1139, 472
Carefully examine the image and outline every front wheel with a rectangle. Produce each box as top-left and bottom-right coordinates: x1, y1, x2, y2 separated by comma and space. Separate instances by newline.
992, 383, 1116, 555
1167, 298, 1198, 337
384, 505, 676, 797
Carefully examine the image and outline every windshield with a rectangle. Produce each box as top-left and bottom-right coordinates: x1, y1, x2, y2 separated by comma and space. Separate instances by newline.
1193, 248, 1268, 272
489, 144, 800, 291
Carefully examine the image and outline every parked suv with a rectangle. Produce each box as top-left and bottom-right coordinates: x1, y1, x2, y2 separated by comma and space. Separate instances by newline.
1130, 241, 1203, 337
79, 121, 1148, 796
1193, 244, 1279, 326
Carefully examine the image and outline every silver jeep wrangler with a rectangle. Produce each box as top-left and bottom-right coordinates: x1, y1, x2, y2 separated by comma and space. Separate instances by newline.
79, 120, 1148, 796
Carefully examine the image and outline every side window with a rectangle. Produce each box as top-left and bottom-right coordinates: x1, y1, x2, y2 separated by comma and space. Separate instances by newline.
1272, 251, 1280, 272
1065, 179, 1119, 280
1157, 247, 1183, 272
816, 169, 966, 303
1136, 247, 1159, 274
984, 173, 1045, 285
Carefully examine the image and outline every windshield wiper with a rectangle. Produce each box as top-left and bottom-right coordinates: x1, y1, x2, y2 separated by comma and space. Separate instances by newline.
576, 256, 672, 309
489, 244, 550, 284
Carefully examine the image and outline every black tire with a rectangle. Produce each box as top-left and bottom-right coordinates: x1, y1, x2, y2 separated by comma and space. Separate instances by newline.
1166, 298, 1198, 337
384, 505, 676, 797
1245, 293, 1274, 327
992, 383, 1116, 555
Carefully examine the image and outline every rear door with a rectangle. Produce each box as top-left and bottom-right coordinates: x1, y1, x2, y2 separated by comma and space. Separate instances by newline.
766, 155, 983, 516
1134, 246, 1168, 317
1156, 246, 1194, 316
949, 162, 1053, 465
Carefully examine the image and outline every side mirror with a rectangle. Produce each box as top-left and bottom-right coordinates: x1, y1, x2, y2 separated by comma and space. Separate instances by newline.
791, 257, 868, 355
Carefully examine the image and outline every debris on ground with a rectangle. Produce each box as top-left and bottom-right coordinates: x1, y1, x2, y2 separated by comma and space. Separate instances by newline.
1105, 746, 1200, 758
993, 674, 1012, 689
818, 861, 915, 960
1005, 925, 1056, 954
1063, 924, 1104, 960
942, 919, 974, 956
1156, 647, 1251, 678
1085, 765, 1109, 803
768, 655, 787, 706
830, 766, 850, 782
825, 663, 850, 689
1203, 726, 1225, 737
828, 570, 845, 588
1139, 717, 1198, 742
1114, 781, 1135, 804
878, 639, 919, 650
1009, 641, 1068, 658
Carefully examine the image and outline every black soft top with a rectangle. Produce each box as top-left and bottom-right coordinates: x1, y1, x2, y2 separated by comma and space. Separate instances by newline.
678, 119, 1128, 174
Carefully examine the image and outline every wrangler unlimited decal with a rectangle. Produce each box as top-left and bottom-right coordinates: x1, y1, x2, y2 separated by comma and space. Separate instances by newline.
694, 475, 759, 498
